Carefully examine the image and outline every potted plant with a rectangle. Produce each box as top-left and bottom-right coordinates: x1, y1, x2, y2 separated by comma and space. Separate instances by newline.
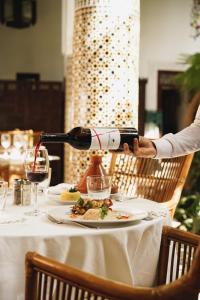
175, 194, 200, 234
173, 52, 200, 234
175, 52, 200, 93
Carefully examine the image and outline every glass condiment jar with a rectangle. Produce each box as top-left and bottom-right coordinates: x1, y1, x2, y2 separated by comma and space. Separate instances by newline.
13, 179, 31, 206
76, 154, 107, 194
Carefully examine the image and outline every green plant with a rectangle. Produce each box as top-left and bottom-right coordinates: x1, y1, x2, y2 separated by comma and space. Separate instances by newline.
175, 152, 200, 235
175, 193, 200, 234
173, 52, 200, 234
185, 152, 200, 194
174, 52, 200, 93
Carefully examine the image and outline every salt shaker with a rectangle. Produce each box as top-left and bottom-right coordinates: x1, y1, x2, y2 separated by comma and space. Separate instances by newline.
13, 179, 31, 206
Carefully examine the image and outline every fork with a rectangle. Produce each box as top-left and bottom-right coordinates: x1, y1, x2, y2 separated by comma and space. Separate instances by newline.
47, 214, 96, 229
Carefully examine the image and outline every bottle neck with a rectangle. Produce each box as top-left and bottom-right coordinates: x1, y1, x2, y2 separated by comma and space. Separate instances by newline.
40, 133, 70, 143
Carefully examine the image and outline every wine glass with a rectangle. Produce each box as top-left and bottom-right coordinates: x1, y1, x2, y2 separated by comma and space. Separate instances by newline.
86, 175, 112, 200
0, 181, 8, 212
1, 134, 11, 157
24, 147, 49, 216
38, 167, 52, 194
13, 133, 27, 150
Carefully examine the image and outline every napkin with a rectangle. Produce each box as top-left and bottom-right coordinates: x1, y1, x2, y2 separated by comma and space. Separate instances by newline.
48, 183, 74, 195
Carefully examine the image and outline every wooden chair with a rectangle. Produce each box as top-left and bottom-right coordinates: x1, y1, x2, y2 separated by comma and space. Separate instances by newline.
25, 226, 200, 300
109, 153, 194, 218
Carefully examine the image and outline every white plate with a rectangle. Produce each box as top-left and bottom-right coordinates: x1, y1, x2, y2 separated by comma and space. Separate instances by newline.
47, 206, 148, 226
48, 183, 74, 195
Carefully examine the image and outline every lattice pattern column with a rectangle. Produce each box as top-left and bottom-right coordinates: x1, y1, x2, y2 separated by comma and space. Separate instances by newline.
64, 0, 140, 182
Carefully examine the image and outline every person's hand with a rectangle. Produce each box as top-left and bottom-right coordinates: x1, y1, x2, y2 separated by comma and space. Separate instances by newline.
123, 136, 157, 158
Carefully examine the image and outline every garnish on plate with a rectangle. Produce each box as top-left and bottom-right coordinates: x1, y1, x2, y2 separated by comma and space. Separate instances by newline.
116, 212, 130, 220
100, 206, 109, 219
69, 187, 78, 193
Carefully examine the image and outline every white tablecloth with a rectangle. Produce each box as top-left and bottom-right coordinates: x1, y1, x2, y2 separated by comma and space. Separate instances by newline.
0, 195, 170, 300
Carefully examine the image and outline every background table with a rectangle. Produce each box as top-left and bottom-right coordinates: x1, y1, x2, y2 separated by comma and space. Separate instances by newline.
0, 195, 170, 300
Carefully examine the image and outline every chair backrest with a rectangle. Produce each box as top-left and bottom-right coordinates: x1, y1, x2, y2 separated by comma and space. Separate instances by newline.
109, 153, 194, 217
157, 226, 200, 285
25, 226, 200, 300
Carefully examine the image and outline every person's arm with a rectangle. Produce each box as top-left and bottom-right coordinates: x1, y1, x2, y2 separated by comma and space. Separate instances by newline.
153, 105, 200, 158
124, 105, 200, 158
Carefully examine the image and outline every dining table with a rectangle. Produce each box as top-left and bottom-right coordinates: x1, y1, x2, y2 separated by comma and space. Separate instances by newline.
0, 191, 170, 300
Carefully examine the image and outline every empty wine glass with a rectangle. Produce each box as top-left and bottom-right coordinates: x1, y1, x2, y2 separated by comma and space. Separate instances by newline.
1, 134, 11, 156
24, 147, 49, 216
13, 134, 27, 150
0, 181, 8, 212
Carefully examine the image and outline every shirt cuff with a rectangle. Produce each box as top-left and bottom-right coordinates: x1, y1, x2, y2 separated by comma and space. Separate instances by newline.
153, 138, 173, 158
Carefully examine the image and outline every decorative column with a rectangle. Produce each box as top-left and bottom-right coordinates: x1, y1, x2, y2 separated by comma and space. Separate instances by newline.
64, 0, 140, 182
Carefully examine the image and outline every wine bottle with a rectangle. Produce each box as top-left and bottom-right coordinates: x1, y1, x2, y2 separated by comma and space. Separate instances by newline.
40, 127, 138, 151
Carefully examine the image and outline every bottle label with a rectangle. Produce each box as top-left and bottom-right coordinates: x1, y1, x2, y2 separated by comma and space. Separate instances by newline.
90, 128, 120, 150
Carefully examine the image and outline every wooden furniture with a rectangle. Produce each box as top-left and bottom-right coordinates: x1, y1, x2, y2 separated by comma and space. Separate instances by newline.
25, 226, 200, 300
0, 129, 41, 184
0, 80, 64, 185
109, 153, 194, 218
0, 160, 9, 182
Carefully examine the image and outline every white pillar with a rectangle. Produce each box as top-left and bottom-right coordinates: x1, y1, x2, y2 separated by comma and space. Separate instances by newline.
64, 0, 140, 182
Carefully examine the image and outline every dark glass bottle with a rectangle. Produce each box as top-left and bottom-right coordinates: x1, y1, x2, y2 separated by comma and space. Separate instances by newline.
40, 127, 138, 151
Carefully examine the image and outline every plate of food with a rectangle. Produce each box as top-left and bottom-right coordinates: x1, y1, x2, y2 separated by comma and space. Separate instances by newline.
47, 184, 81, 205
47, 197, 148, 226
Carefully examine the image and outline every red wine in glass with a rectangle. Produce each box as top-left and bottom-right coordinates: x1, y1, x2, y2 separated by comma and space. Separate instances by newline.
33, 140, 42, 172
27, 171, 48, 183
24, 146, 49, 216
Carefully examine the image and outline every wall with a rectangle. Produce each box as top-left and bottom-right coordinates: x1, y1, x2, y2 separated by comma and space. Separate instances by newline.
1, 0, 200, 105
140, 0, 200, 110
0, 0, 63, 81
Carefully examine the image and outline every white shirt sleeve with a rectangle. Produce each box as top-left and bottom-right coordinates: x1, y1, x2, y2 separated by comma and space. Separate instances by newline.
153, 105, 200, 158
